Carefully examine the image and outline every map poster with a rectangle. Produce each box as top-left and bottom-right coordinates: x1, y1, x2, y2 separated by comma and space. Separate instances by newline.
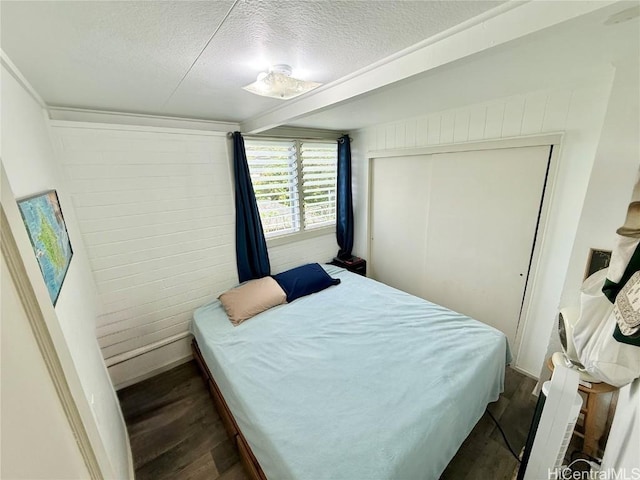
18, 190, 73, 305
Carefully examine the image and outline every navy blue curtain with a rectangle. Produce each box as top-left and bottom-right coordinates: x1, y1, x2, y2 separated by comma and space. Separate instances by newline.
232, 132, 271, 282
336, 134, 354, 259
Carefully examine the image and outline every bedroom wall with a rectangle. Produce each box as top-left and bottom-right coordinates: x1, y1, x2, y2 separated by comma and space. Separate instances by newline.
49, 122, 338, 388
559, 59, 640, 307
350, 77, 613, 378
1, 63, 131, 478
563, 61, 640, 463
538, 57, 640, 381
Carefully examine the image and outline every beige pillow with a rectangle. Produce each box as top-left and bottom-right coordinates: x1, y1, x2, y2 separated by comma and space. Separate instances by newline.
218, 276, 286, 326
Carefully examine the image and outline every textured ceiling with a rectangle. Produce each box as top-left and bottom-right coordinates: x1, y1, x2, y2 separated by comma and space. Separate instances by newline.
1, 0, 504, 122
288, 6, 640, 131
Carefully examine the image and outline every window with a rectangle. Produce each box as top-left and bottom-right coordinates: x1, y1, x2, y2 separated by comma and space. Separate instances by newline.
245, 138, 337, 239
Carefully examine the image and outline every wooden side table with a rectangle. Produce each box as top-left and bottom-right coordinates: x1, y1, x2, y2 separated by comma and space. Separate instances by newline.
329, 256, 366, 276
546, 356, 618, 457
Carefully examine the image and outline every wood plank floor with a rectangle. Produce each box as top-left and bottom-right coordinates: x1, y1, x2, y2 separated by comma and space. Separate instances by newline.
118, 361, 538, 480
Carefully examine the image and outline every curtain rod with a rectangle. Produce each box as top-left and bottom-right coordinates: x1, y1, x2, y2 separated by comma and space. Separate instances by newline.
227, 131, 351, 141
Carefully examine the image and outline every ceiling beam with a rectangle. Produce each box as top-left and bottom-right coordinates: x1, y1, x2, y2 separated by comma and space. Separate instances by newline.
241, 0, 619, 134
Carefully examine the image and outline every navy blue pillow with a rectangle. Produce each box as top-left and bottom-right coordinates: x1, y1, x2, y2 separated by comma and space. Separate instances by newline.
272, 263, 341, 302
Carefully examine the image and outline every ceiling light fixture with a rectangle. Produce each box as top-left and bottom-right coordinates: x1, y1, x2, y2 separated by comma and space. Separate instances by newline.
242, 64, 321, 100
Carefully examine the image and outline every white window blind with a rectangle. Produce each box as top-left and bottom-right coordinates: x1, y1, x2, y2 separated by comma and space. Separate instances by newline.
245, 139, 299, 237
301, 142, 337, 230
245, 138, 337, 239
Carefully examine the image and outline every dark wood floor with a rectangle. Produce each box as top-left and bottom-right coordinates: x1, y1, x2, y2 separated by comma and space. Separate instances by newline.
119, 361, 538, 480
440, 367, 538, 480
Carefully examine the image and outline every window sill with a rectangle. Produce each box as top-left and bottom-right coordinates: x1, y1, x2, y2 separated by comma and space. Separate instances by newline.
266, 226, 336, 248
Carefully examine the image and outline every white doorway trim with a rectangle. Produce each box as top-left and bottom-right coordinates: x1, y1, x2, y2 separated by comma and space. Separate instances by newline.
1, 205, 104, 479
368, 133, 562, 159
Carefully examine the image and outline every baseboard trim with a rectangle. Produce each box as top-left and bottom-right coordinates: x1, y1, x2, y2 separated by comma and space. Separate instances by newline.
109, 336, 193, 390
511, 364, 539, 381
113, 355, 193, 391
104, 331, 191, 367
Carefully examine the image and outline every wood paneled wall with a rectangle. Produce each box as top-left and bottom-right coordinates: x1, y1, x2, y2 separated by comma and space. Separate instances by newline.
362, 89, 576, 153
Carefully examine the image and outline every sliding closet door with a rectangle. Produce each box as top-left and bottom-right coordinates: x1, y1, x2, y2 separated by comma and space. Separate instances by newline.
369, 155, 432, 298
370, 146, 550, 348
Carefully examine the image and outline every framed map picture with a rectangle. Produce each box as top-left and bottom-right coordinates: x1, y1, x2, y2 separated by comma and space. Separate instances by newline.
18, 190, 73, 305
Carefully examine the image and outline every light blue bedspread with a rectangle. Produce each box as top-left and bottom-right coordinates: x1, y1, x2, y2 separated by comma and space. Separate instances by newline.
191, 265, 510, 480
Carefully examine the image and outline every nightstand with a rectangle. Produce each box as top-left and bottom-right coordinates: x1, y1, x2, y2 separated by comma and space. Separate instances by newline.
329, 256, 367, 276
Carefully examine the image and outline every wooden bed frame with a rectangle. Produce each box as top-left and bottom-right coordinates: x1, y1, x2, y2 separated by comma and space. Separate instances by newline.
191, 339, 267, 480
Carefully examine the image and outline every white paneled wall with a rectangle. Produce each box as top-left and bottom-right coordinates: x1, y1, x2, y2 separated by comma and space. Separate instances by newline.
351, 80, 613, 377
53, 125, 236, 366
364, 89, 575, 154
50, 123, 337, 387
270, 234, 337, 274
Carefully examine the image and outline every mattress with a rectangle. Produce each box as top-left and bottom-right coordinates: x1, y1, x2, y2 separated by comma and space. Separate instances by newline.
191, 265, 510, 480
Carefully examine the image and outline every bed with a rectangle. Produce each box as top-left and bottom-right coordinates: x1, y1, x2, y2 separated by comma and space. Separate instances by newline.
190, 265, 510, 480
